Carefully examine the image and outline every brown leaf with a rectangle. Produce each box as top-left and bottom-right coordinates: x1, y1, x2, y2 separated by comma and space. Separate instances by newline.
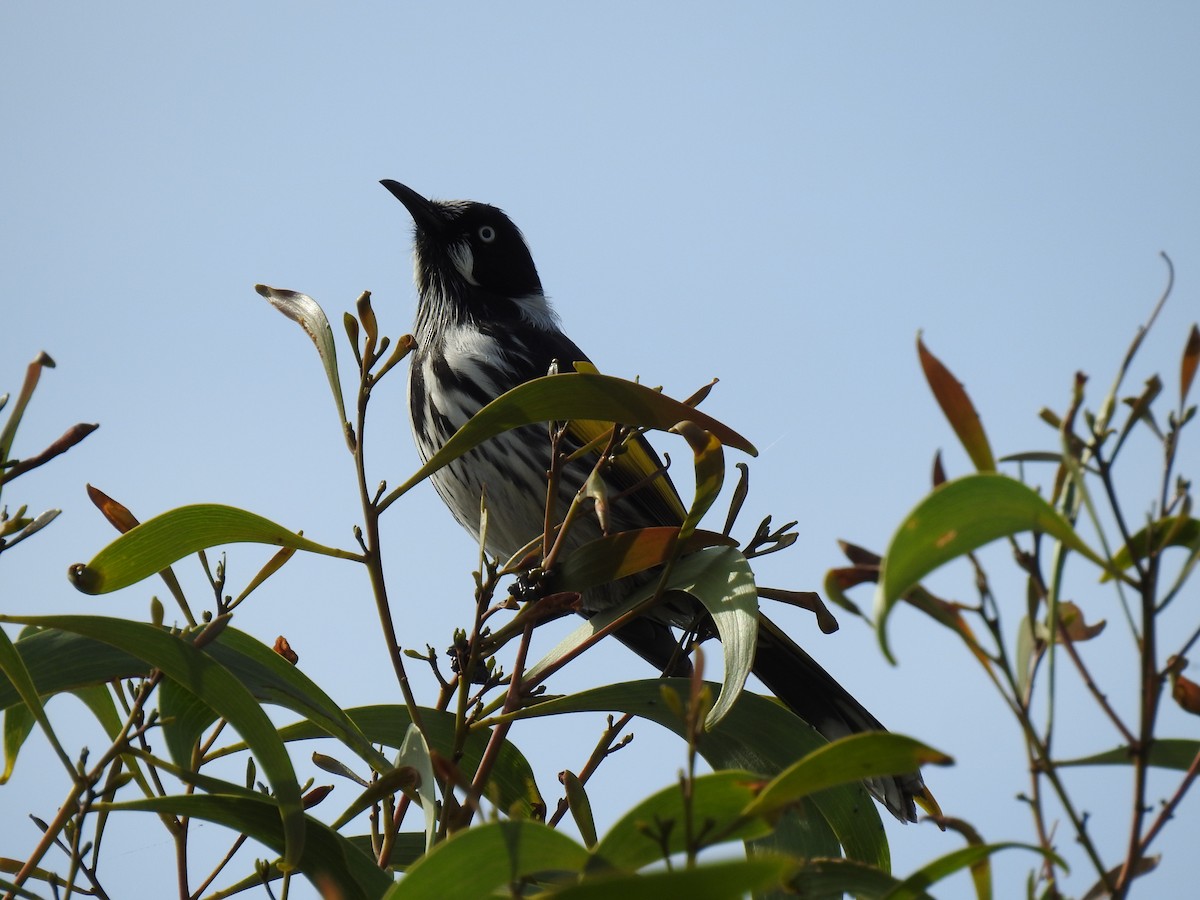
1181, 323, 1200, 406
1173, 674, 1200, 716
1168, 656, 1200, 716
1058, 601, 1106, 642
273, 635, 299, 665
917, 334, 996, 472
837, 540, 882, 567
759, 587, 840, 634
86, 484, 140, 533
302, 784, 334, 809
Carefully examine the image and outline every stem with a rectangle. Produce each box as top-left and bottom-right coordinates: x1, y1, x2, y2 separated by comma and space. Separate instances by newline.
190, 834, 247, 899
465, 623, 535, 821
5, 673, 167, 899
352, 354, 425, 737
1137, 747, 1200, 858
1055, 619, 1136, 745
547, 714, 634, 828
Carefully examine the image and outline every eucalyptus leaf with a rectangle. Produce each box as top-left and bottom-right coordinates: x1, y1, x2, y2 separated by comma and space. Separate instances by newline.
384, 820, 588, 899
512, 680, 888, 869
255, 284, 351, 445
0, 614, 306, 868
106, 794, 390, 899
382, 372, 757, 510
876, 474, 1111, 662
70, 503, 361, 595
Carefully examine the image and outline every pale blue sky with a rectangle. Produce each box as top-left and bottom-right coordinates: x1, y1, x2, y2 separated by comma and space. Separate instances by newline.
3, 3, 1199, 897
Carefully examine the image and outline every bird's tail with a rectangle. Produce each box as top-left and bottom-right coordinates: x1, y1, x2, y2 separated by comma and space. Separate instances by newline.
751, 616, 932, 823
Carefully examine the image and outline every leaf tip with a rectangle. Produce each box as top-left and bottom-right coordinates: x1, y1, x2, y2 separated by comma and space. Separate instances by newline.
67, 562, 102, 594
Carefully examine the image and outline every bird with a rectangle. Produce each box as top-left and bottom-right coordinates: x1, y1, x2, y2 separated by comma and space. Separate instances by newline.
381, 179, 930, 822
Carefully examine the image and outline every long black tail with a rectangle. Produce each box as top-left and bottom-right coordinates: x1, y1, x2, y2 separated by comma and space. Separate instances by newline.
751, 616, 927, 822
612, 613, 929, 823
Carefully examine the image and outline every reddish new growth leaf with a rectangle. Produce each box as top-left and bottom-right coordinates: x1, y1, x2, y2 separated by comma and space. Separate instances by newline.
86, 484, 140, 533
273, 635, 299, 665
1168, 656, 1200, 716
1181, 323, 1200, 406
917, 334, 996, 472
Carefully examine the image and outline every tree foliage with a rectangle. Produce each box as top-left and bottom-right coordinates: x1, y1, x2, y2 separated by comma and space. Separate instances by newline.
1, 261, 1196, 898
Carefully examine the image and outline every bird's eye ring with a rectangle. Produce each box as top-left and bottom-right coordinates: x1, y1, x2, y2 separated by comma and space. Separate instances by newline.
478, 225, 496, 243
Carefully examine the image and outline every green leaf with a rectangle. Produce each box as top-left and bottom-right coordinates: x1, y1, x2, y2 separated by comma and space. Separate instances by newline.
2, 701, 33, 784
383, 373, 758, 509
1056, 739, 1200, 771
1081, 855, 1158, 900
512, 681, 887, 870
0, 625, 70, 772
785, 857, 918, 899
0, 614, 306, 868
161, 676, 219, 770
213, 834, 427, 896
917, 335, 996, 472
1106, 516, 1200, 579
199, 629, 391, 774
397, 724, 437, 853
265, 705, 543, 820
742, 733, 951, 819
527, 547, 757, 729
0, 625, 392, 775
69, 503, 362, 595
543, 528, 737, 595
384, 820, 589, 899
0, 628, 157, 793
106, 794, 391, 900
73, 682, 158, 798
552, 857, 793, 900
876, 473, 1110, 662
563, 771, 598, 849
670, 422, 725, 541
589, 771, 770, 873
1015, 615, 1038, 702
686, 548, 758, 729
890, 842, 1064, 900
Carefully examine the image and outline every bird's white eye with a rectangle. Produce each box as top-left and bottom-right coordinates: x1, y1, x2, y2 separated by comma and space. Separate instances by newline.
478, 225, 496, 243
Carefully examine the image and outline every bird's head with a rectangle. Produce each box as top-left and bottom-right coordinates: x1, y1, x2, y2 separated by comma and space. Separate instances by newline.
381, 180, 544, 311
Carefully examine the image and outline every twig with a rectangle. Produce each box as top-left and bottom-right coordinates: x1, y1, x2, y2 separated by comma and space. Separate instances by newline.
547, 714, 635, 828
1055, 615, 1136, 746
0, 422, 98, 485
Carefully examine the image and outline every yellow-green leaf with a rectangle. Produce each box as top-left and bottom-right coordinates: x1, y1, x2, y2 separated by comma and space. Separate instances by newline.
742, 732, 951, 819
671, 421, 725, 541
69, 504, 361, 594
542, 528, 737, 595
1, 614, 306, 868
876, 473, 1110, 662
1105, 516, 1200, 580
384, 820, 588, 899
382, 373, 757, 510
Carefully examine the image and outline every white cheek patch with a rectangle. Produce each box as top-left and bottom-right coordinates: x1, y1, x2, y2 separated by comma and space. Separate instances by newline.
512, 292, 561, 331
447, 243, 479, 285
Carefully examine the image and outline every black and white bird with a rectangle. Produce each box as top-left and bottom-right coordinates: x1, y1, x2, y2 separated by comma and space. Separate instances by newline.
382, 179, 930, 822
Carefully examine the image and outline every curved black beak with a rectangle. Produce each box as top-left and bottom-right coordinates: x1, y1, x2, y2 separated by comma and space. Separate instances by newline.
380, 180, 445, 235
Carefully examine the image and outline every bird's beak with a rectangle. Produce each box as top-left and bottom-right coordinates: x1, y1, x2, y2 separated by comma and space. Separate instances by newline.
380, 180, 444, 235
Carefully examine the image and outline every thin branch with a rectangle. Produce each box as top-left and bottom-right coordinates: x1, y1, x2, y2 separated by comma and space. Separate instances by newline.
547, 714, 635, 828
0, 423, 98, 486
